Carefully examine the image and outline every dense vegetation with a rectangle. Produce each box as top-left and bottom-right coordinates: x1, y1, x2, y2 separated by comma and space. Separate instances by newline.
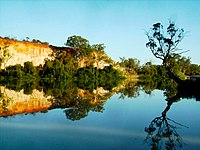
0, 61, 124, 92
0, 35, 124, 120
0, 35, 125, 95
1, 34, 200, 99
1, 24, 200, 123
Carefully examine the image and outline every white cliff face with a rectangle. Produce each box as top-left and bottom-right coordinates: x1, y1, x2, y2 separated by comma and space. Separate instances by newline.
0, 38, 54, 69
0, 38, 114, 69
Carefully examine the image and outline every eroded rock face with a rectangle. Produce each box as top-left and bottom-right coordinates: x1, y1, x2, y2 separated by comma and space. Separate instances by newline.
0, 38, 112, 69
0, 38, 54, 69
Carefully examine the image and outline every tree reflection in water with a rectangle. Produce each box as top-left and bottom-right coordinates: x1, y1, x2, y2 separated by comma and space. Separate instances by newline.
144, 96, 189, 150
144, 113, 188, 149
64, 97, 105, 121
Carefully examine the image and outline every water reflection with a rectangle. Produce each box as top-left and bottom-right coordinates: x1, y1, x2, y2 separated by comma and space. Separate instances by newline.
0, 80, 139, 119
1, 79, 199, 120
144, 81, 200, 149
0, 79, 200, 149
0, 86, 52, 117
144, 99, 189, 149
0, 86, 107, 119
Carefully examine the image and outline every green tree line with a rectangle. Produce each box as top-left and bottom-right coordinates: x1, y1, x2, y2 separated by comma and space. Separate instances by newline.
118, 55, 200, 77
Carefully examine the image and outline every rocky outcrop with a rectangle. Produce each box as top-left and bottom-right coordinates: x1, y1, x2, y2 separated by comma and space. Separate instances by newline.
0, 38, 112, 69
0, 38, 54, 69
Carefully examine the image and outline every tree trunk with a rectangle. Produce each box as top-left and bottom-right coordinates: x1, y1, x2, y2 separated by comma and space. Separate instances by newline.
162, 59, 183, 85
165, 66, 183, 84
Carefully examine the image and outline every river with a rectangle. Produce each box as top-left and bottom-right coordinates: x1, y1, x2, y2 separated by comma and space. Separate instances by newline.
0, 84, 200, 150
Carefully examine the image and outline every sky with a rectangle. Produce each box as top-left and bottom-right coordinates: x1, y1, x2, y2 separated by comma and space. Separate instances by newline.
0, 0, 200, 65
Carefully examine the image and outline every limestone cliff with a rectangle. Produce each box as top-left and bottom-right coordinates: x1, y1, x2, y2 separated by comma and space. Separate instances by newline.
0, 37, 112, 69
0, 38, 54, 69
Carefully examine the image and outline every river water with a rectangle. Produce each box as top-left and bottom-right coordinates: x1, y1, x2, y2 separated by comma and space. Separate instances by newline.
0, 87, 200, 150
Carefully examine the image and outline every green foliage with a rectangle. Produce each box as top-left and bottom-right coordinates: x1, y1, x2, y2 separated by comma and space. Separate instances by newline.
0, 60, 123, 94
138, 63, 174, 93
119, 57, 140, 74
91, 43, 105, 52
0, 52, 123, 120
76, 66, 124, 91
0, 62, 40, 94
146, 22, 185, 63
1, 36, 49, 45
138, 55, 200, 83
164, 54, 200, 76
0, 35, 123, 95
24, 61, 38, 76
65, 35, 109, 63
64, 96, 103, 121
145, 21, 190, 84
189, 64, 200, 75
65, 35, 92, 58
118, 81, 140, 99
31, 39, 49, 45
39, 57, 77, 80
139, 64, 168, 79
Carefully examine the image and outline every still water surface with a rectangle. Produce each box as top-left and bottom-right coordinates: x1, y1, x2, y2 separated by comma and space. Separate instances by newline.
0, 89, 200, 150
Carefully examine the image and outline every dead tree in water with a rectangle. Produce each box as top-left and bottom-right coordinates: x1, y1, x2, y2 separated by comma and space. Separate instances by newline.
145, 22, 187, 84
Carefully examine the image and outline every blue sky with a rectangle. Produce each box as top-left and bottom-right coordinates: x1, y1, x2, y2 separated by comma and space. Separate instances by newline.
0, 0, 200, 64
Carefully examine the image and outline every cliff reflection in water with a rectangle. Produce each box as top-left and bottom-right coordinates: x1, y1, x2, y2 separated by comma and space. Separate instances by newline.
0, 79, 140, 119
1, 78, 199, 120
0, 86, 52, 117
1, 78, 200, 150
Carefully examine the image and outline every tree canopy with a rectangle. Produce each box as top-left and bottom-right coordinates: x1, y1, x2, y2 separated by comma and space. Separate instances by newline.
145, 22, 188, 84
146, 22, 187, 66
65, 35, 92, 58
